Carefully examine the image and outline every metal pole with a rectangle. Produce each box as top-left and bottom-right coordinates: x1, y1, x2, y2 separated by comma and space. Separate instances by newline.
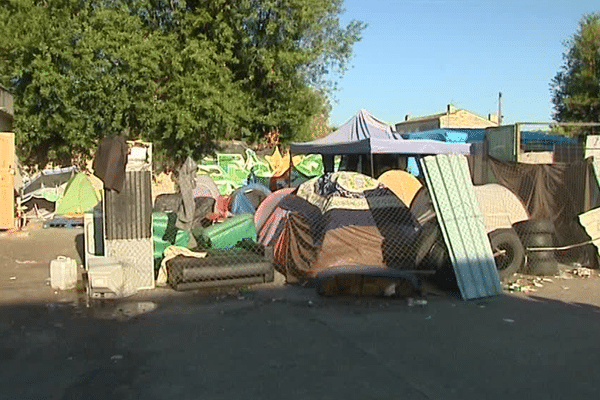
498, 92, 503, 125
287, 149, 293, 188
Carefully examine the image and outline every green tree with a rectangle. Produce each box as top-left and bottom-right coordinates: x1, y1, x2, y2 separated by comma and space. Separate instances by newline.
0, 0, 365, 166
551, 13, 600, 125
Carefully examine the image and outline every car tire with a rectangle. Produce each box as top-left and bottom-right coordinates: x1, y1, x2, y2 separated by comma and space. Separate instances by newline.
488, 228, 525, 281
513, 219, 555, 236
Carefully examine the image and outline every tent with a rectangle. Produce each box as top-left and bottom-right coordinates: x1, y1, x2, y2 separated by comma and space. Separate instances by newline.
254, 187, 295, 233
54, 173, 100, 215
290, 110, 471, 156
21, 166, 77, 203
193, 175, 220, 200
271, 172, 421, 281
378, 170, 423, 206
257, 194, 312, 247
229, 183, 272, 215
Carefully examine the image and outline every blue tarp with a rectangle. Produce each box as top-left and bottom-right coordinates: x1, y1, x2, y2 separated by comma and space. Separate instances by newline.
403, 128, 576, 148
401, 129, 469, 143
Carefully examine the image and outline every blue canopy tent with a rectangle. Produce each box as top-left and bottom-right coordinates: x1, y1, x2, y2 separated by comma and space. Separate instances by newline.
290, 110, 471, 177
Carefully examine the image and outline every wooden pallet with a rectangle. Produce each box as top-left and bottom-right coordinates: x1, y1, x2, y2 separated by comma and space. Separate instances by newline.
43, 217, 84, 229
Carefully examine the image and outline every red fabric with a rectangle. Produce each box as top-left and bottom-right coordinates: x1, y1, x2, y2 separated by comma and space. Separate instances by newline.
206, 195, 231, 222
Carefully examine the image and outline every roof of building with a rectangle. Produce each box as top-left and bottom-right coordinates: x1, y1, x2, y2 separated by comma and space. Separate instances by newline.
397, 107, 496, 125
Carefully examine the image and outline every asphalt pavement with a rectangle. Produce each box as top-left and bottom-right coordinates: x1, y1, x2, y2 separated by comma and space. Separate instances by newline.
1, 224, 600, 400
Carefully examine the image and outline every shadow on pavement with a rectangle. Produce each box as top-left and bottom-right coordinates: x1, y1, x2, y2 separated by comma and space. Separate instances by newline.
74, 233, 84, 267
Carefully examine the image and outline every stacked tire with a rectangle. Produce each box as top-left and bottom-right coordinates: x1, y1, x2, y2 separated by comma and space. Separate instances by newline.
513, 219, 559, 276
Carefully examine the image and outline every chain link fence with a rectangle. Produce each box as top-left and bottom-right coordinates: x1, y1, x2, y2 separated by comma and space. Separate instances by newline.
157, 170, 448, 295
467, 123, 600, 279
155, 127, 600, 295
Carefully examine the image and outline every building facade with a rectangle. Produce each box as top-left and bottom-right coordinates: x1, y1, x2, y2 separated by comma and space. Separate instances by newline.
395, 104, 498, 134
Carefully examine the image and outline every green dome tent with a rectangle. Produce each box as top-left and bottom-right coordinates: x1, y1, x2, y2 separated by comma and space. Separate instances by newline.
55, 173, 100, 215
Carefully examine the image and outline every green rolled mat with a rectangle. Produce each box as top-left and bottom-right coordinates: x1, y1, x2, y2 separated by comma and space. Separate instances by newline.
153, 212, 190, 272
195, 214, 257, 250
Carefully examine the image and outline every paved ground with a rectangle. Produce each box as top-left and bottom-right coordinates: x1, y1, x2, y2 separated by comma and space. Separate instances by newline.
1, 223, 600, 399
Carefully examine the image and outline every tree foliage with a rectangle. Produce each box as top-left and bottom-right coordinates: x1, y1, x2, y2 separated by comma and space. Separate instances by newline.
0, 0, 365, 166
551, 13, 600, 124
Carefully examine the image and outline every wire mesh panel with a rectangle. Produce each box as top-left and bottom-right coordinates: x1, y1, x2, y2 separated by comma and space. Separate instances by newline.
105, 238, 155, 294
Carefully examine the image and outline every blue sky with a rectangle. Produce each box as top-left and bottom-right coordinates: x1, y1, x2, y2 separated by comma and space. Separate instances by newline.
329, 0, 599, 127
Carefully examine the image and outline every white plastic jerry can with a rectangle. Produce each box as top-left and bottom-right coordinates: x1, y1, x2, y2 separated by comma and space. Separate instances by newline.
50, 256, 78, 290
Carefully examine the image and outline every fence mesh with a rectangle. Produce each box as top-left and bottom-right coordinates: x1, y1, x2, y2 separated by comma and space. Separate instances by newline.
154, 135, 600, 295
156, 170, 450, 295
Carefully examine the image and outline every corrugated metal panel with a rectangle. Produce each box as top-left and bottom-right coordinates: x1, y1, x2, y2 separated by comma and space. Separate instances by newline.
104, 170, 152, 240
421, 154, 502, 300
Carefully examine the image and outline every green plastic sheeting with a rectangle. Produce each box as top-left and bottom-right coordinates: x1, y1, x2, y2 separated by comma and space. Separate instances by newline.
55, 173, 99, 215
153, 212, 190, 272
294, 154, 324, 177
195, 214, 256, 250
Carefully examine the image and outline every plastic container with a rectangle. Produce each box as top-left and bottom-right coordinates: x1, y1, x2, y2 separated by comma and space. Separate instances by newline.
50, 256, 78, 290
87, 257, 124, 298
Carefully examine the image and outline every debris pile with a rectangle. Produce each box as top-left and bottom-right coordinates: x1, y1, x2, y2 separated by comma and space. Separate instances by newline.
503, 266, 598, 293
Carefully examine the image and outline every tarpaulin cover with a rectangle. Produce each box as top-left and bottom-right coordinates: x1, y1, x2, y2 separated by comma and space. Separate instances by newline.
21, 166, 76, 203
489, 157, 600, 266
401, 129, 469, 143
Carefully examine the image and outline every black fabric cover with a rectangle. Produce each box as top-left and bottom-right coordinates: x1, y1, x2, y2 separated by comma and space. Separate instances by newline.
489, 157, 600, 267
154, 193, 182, 213
192, 197, 216, 229
93, 136, 128, 192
